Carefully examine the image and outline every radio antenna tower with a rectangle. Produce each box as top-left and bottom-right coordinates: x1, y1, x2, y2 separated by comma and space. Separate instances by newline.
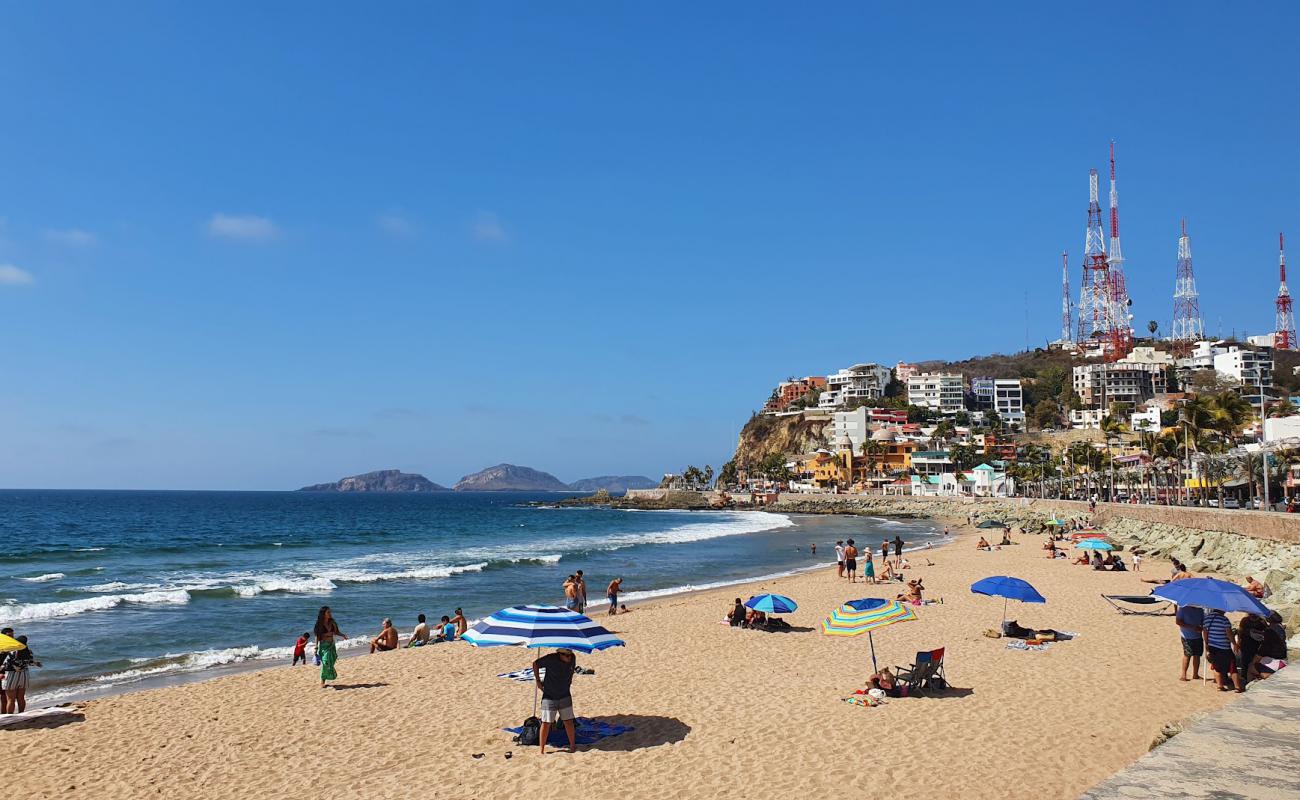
1276, 233, 1296, 350
1106, 141, 1132, 357
1078, 169, 1115, 348
1170, 219, 1204, 346
1059, 251, 1072, 343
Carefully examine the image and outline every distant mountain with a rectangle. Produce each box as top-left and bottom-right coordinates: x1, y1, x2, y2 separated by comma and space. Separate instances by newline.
298, 469, 449, 493
453, 464, 569, 491
568, 475, 658, 493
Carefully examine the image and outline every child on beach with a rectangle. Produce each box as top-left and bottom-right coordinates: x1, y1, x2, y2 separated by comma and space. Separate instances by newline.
292, 632, 310, 666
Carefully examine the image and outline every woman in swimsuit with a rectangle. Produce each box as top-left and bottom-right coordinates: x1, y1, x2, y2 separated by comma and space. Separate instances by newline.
314, 606, 348, 688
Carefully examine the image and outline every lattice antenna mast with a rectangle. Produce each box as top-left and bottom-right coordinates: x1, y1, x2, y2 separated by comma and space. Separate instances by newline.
1079, 169, 1113, 346
1106, 141, 1132, 357
1277, 232, 1296, 350
1170, 219, 1204, 344
1060, 251, 1072, 342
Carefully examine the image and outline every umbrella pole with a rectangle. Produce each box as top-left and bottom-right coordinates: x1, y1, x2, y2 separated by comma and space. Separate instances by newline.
1002, 597, 1008, 627
868, 631, 878, 673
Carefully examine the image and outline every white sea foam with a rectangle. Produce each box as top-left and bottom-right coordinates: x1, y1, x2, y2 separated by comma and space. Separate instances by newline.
0, 589, 190, 624
20, 573, 64, 582
232, 577, 337, 597
74, 547, 106, 552
82, 581, 160, 593
317, 562, 489, 584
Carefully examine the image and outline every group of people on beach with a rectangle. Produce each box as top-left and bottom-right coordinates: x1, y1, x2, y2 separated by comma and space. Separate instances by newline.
564, 571, 627, 616
0, 626, 41, 715
1172, 566, 1288, 692
299, 604, 469, 687
834, 536, 907, 584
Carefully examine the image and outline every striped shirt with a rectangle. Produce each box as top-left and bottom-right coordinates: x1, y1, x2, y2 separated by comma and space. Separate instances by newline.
1203, 611, 1233, 650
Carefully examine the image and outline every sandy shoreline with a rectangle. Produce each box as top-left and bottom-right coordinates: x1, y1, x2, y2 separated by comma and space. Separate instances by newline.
5, 516, 1237, 800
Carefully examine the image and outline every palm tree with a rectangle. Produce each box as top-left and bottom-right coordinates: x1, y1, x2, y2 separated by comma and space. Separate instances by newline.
1148, 320, 1159, 340
859, 439, 885, 476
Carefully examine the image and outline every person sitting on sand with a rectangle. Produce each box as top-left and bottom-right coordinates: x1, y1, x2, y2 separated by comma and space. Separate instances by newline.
370, 618, 398, 653
1245, 576, 1267, 599
407, 614, 430, 647
976, 537, 991, 551
878, 559, 896, 582
729, 598, 746, 627
436, 615, 456, 642
449, 608, 468, 636
867, 667, 901, 698
898, 579, 923, 604
1091, 552, 1105, 570
1073, 551, 1090, 565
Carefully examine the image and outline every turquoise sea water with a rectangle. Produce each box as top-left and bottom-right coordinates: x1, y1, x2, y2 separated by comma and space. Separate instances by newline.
0, 490, 944, 702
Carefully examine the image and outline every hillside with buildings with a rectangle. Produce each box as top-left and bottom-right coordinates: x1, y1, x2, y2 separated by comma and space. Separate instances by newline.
723, 336, 1296, 506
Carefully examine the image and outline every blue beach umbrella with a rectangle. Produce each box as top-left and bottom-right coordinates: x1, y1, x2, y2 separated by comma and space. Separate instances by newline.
1074, 539, 1114, 551
745, 594, 798, 614
970, 576, 1046, 625
1152, 577, 1271, 616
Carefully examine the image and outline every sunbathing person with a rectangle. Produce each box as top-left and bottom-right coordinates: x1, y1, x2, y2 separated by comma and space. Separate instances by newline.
976, 537, 991, 550
878, 559, 897, 582
369, 618, 398, 653
867, 668, 902, 697
1245, 576, 1267, 599
1073, 552, 1091, 565
728, 598, 747, 627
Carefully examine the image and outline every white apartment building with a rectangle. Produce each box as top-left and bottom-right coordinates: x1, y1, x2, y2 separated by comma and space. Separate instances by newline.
894, 362, 920, 384
907, 372, 964, 414
1129, 405, 1163, 433
817, 363, 892, 410
1213, 347, 1274, 388
970, 377, 1025, 424
1122, 346, 1176, 367
827, 407, 871, 453
1072, 362, 1167, 408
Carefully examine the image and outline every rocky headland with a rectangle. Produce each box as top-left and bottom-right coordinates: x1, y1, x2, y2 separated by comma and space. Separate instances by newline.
297, 469, 449, 492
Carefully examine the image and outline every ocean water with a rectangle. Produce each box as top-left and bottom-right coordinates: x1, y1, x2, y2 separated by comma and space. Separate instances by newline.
0, 490, 944, 703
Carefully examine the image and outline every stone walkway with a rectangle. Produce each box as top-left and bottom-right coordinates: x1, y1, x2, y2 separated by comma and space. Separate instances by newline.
1081, 665, 1300, 799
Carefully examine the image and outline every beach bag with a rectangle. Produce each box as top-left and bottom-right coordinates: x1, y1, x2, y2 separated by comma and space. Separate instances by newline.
313, 648, 321, 667
515, 716, 542, 746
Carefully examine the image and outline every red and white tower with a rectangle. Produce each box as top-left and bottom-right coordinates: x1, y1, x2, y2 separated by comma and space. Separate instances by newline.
1276, 233, 1296, 350
1060, 251, 1072, 343
1106, 142, 1132, 357
1077, 169, 1121, 353
1170, 219, 1204, 344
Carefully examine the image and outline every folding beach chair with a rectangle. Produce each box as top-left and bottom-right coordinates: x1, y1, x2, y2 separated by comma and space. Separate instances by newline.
1101, 594, 1174, 616
896, 647, 946, 694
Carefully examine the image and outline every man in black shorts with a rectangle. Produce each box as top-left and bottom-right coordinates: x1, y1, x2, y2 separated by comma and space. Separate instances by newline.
844, 539, 859, 583
893, 535, 904, 567
1175, 604, 1204, 681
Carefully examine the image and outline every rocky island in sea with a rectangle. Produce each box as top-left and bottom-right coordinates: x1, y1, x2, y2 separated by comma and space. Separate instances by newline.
452, 463, 570, 491
566, 475, 658, 493
297, 469, 449, 492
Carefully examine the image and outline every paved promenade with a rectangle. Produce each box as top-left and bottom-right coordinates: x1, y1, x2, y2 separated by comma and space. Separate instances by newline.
1081, 665, 1300, 799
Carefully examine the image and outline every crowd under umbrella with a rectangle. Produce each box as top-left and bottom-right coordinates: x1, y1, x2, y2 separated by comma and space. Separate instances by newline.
461, 604, 625, 715
744, 593, 797, 615
822, 598, 917, 672
970, 575, 1046, 626
1074, 539, 1114, 551
1152, 577, 1271, 616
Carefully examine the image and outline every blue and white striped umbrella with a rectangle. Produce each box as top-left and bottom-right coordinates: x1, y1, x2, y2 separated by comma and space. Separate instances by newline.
461, 604, 625, 653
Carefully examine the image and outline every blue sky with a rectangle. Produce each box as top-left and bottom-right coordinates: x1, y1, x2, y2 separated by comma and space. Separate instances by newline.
2, 4, 1299, 489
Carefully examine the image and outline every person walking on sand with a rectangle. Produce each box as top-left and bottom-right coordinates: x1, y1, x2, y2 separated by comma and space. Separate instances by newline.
892, 535, 904, 567
843, 539, 859, 583
1, 635, 41, 713
292, 631, 311, 665
881, 539, 890, 569
1175, 603, 1204, 682
575, 570, 588, 613
606, 578, 623, 616
834, 541, 845, 578
533, 647, 579, 754
313, 606, 347, 688
863, 548, 876, 584
563, 575, 579, 610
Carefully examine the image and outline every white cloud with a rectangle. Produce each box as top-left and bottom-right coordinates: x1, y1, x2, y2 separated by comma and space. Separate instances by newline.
206, 213, 278, 243
376, 213, 417, 238
470, 211, 508, 243
43, 228, 98, 247
0, 264, 34, 286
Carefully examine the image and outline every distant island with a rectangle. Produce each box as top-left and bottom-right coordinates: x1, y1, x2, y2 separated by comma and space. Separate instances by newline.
567, 475, 658, 493
453, 463, 569, 491
297, 469, 449, 492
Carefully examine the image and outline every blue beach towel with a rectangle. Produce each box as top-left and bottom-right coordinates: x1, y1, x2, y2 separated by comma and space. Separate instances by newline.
504, 717, 635, 746
498, 667, 536, 682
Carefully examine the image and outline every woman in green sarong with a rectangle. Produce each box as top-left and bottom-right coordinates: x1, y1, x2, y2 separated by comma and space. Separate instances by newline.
313, 606, 348, 687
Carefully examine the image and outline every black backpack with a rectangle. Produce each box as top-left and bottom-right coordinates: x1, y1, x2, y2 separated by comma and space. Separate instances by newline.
515, 716, 541, 746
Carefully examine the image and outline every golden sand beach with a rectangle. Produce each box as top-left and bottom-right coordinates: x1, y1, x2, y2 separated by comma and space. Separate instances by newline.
5, 519, 1236, 800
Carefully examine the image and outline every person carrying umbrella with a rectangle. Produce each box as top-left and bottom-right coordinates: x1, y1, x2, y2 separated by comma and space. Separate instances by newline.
532, 648, 578, 754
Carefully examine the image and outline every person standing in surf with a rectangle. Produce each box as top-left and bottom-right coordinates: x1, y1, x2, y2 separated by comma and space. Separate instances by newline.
313, 606, 347, 688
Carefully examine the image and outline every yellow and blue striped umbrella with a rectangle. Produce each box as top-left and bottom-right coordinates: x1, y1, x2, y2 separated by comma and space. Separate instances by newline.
822, 598, 917, 670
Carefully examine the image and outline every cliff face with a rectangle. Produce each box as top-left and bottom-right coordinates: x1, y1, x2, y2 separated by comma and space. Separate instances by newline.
731, 413, 830, 466
453, 463, 569, 491
568, 475, 658, 493
298, 469, 448, 492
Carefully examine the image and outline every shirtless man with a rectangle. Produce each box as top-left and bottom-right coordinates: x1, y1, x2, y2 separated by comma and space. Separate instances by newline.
449, 607, 468, 636
563, 575, 579, 610
370, 618, 398, 653
843, 539, 859, 583
606, 578, 623, 616
575, 570, 589, 613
